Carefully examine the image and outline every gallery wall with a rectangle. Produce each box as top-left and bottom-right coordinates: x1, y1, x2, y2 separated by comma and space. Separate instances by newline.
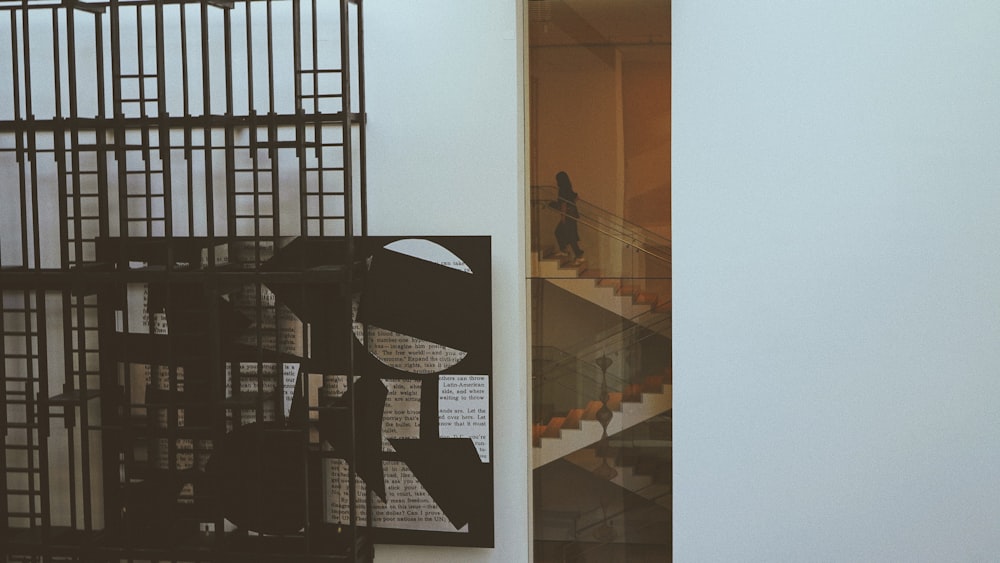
530, 45, 624, 216
622, 55, 671, 240
674, 2, 1000, 560
363, 2, 530, 562
531, 44, 670, 240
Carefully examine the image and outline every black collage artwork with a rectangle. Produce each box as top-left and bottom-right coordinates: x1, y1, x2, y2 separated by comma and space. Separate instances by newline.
100, 235, 493, 548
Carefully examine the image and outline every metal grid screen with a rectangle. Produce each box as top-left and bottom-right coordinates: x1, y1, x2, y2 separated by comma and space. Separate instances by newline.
0, 0, 370, 560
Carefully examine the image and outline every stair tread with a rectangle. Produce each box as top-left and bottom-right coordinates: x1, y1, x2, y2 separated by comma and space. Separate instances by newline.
635, 292, 659, 305
562, 409, 583, 429
542, 417, 565, 438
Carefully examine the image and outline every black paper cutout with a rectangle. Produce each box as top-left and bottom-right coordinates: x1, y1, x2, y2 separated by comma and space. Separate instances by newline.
125, 467, 203, 527
114, 289, 251, 365
387, 438, 485, 529
205, 422, 307, 534
319, 376, 389, 501
260, 238, 356, 371
357, 248, 479, 351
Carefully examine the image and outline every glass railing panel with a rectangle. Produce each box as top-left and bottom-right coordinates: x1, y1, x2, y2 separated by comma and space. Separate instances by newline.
531, 190, 671, 328
532, 185, 671, 261
529, 2, 670, 557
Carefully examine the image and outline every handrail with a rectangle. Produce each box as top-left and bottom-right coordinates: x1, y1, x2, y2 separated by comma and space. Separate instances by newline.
533, 314, 669, 388
531, 184, 669, 247
533, 345, 628, 388
531, 184, 671, 264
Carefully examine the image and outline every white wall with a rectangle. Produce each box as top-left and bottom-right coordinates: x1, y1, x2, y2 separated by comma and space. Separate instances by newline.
364, 2, 530, 562
530, 46, 624, 214
674, 2, 1000, 560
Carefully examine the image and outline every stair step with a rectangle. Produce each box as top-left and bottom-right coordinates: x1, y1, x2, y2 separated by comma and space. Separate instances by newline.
606, 393, 622, 411
532, 424, 546, 447
582, 401, 604, 420
542, 417, 566, 438
635, 292, 659, 305
642, 374, 666, 392
623, 384, 644, 402
563, 408, 584, 430
617, 285, 639, 296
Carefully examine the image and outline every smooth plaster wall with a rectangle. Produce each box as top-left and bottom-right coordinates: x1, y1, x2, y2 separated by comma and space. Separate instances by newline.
531, 45, 624, 216
364, 2, 530, 562
674, 2, 1000, 560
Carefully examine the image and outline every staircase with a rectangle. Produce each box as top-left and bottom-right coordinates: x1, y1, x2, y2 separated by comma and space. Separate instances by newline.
530, 184, 672, 541
562, 430, 671, 510
532, 373, 671, 468
533, 251, 670, 337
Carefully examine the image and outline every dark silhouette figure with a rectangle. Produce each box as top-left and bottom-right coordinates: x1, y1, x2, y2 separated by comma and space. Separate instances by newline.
554, 171, 584, 263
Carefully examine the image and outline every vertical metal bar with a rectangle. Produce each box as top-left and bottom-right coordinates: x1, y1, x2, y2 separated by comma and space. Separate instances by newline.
35, 293, 52, 539
62, 9, 86, 526
265, 0, 279, 235
245, 0, 261, 254
310, 0, 318, 115
94, 11, 110, 240
66, 6, 85, 265
61, 2, 89, 541
53, 6, 71, 267
95, 0, 112, 540
292, 0, 305, 236
155, 0, 179, 536
110, 0, 132, 544
74, 299, 93, 533
0, 292, 7, 524
244, 0, 254, 115
21, 28, 46, 540
197, 6, 225, 547
22, 3, 41, 269
357, 0, 367, 239
135, 5, 153, 237
110, 0, 129, 245
338, 0, 358, 544
180, 4, 195, 235
340, 0, 353, 247
12, 10, 29, 268
52, 8, 82, 535
61, 294, 79, 531
52, 8, 63, 120
200, 2, 216, 245
155, 0, 172, 239
356, 2, 373, 542
224, 7, 236, 238
21, 291, 38, 532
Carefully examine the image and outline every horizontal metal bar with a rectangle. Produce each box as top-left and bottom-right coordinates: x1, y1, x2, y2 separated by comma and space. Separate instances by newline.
0, 112, 364, 134
0, 0, 239, 10
297, 69, 342, 74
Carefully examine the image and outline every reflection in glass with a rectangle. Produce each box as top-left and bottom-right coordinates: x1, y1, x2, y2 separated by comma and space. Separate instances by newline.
529, 1, 671, 560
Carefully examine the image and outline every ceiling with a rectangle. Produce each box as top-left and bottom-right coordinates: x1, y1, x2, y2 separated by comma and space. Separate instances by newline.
528, 0, 671, 50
